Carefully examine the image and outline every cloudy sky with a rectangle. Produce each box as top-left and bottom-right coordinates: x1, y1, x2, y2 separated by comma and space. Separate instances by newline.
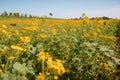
0, 0, 120, 18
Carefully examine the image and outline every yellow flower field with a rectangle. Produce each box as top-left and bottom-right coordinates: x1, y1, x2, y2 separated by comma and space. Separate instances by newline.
0, 18, 120, 80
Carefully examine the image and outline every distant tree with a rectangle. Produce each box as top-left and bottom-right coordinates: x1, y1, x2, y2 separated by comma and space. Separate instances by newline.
29, 14, 32, 18
13, 12, 20, 17
79, 17, 82, 20
0, 13, 4, 17
25, 14, 27, 18
73, 18, 79, 20
102, 16, 109, 20
90, 17, 95, 20
21, 14, 24, 18
9, 12, 13, 17
81, 13, 89, 20
4, 11, 8, 17
1, 11, 8, 17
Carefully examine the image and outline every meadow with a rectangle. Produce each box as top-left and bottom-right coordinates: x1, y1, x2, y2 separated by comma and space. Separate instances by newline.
0, 18, 120, 80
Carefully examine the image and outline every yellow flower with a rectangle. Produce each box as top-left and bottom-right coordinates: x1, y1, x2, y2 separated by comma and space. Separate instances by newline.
1, 25, 7, 28
50, 28, 57, 36
11, 45, 24, 51
1, 30, 10, 35
20, 71, 26, 76
65, 69, 70, 73
36, 51, 51, 62
54, 75, 58, 80
61, 27, 66, 33
47, 59, 65, 75
0, 69, 2, 75
36, 34, 47, 40
8, 56, 15, 60
84, 33, 91, 40
0, 49, 5, 54
99, 35, 105, 40
46, 72, 50, 75
15, 30, 19, 35
107, 36, 117, 41
70, 28, 76, 33
92, 31, 97, 39
1, 64, 5, 69
36, 73, 45, 80
20, 36, 30, 43
93, 32, 97, 36
22, 26, 38, 32
96, 28, 101, 32
102, 63, 109, 69
63, 53, 69, 58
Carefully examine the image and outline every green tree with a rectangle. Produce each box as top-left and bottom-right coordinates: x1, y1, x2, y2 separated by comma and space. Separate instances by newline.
25, 14, 27, 18
13, 12, 20, 17
81, 13, 89, 20
1, 11, 8, 17
29, 14, 32, 18
9, 12, 13, 17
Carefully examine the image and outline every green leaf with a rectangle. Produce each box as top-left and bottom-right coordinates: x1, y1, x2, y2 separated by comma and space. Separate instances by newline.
29, 45, 36, 54
104, 52, 114, 57
36, 43, 43, 52
83, 42, 98, 47
26, 61, 35, 75
107, 61, 115, 68
16, 76, 28, 80
112, 57, 120, 64
99, 45, 109, 51
1, 72, 14, 80
13, 62, 28, 72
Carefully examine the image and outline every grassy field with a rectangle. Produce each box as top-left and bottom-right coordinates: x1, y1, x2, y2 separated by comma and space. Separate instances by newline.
0, 18, 120, 80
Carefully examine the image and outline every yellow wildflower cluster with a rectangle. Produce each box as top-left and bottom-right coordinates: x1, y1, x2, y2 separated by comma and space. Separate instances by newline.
36, 73, 45, 80
36, 51, 66, 75
36, 51, 51, 62
1, 30, 10, 35
50, 28, 57, 36
20, 36, 30, 43
99, 35, 117, 41
47, 59, 65, 75
11, 45, 24, 51
1, 25, 7, 28
36, 34, 47, 40
22, 26, 38, 33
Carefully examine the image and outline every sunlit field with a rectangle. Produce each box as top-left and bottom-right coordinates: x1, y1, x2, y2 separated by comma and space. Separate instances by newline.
0, 18, 120, 80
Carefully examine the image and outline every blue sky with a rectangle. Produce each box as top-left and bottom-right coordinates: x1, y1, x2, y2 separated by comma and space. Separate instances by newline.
0, 0, 120, 18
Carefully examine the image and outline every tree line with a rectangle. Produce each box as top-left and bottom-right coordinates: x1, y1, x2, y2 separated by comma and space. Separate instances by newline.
0, 11, 40, 18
